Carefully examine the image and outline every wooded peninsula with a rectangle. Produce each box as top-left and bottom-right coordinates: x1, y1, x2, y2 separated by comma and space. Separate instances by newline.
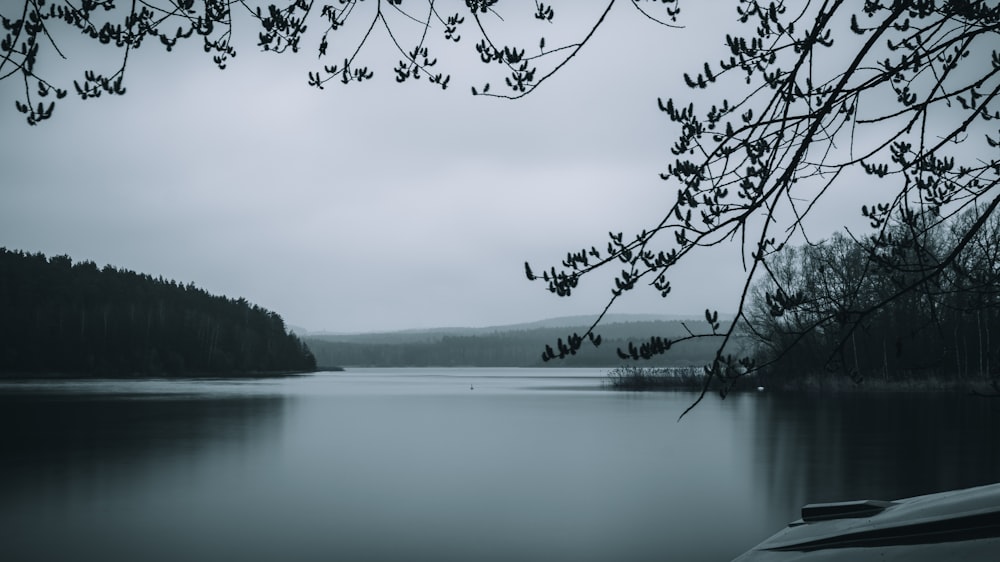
0, 248, 316, 376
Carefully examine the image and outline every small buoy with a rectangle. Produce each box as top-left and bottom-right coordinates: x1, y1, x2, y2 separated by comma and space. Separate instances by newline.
470, 385, 474, 390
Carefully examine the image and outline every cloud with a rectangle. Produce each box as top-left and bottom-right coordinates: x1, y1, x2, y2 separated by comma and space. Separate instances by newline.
0, 2, 761, 332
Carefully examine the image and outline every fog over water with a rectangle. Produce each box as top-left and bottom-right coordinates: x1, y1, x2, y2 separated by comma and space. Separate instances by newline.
2, 369, 997, 562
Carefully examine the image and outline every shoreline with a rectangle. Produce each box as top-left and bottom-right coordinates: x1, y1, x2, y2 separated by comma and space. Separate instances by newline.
605, 366, 1000, 395
0, 369, 326, 380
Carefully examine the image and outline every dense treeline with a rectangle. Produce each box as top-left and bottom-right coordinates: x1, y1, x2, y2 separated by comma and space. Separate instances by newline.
305, 321, 732, 368
748, 207, 1000, 385
0, 248, 316, 376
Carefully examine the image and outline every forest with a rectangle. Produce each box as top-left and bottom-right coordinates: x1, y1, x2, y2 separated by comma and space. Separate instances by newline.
0, 248, 316, 376
305, 320, 732, 368
748, 207, 1000, 387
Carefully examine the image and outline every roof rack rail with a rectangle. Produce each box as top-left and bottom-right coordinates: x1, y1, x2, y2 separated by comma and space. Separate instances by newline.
801, 499, 894, 522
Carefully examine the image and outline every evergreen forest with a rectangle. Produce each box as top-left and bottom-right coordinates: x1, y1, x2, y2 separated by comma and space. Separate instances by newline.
0, 248, 316, 376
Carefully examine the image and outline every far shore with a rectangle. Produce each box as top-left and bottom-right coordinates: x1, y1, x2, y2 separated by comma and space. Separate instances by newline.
605, 366, 1000, 395
0, 369, 330, 380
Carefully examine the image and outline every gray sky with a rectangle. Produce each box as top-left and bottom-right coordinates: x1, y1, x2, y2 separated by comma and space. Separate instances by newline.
0, 2, 865, 333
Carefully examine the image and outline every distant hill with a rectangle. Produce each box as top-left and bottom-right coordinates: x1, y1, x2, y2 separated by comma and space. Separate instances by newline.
0, 248, 316, 376
304, 315, 742, 368
305, 313, 720, 342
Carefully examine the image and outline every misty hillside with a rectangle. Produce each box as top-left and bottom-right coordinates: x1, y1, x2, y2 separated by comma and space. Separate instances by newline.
304, 316, 742, 368
304, 314, 720, 343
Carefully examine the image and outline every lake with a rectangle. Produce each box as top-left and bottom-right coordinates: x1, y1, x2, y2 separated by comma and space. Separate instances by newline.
1, 368, 998, 562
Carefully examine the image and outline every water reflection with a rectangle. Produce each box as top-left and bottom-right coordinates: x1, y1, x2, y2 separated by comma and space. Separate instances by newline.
0, 389, 287, 562
0, 393, 285, 469
747, 392, 1000, 525
1, 373, 998, 562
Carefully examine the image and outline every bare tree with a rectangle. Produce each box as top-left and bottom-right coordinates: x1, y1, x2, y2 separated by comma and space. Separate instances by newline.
749, 206, 1000, 392
0, 0, 678, 124
525, 1, 999, 414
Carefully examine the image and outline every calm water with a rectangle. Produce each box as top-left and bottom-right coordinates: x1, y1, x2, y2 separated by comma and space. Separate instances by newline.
1, 368, 998, 562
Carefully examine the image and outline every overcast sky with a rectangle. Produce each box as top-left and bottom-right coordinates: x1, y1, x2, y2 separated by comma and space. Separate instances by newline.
0, 2, 866, 333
